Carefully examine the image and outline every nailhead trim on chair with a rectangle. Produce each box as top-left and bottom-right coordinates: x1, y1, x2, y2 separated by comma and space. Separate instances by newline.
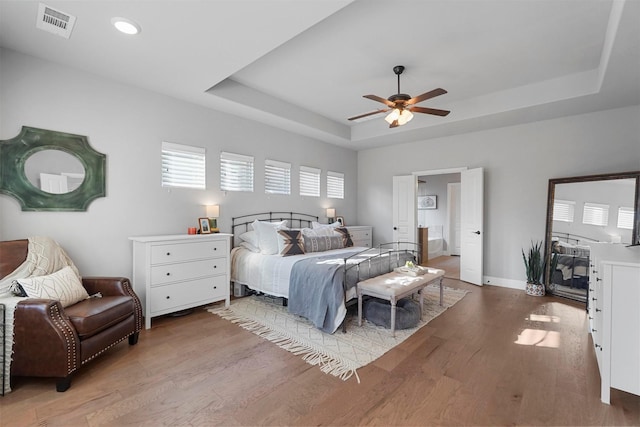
122, 278, 143, 333
49, 303, 78, 374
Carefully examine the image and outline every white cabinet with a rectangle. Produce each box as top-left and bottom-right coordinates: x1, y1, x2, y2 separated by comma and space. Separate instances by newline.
346, 226, 372, 248
588, 243, 640, 404
130, 234, 232, 329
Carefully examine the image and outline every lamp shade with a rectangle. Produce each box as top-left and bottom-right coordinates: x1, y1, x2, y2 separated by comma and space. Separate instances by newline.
206, 205, 220, 218
326, 208, 336, 218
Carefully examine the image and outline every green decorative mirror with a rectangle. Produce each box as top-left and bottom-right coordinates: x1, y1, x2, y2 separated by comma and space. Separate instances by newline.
0, 126, 106, 211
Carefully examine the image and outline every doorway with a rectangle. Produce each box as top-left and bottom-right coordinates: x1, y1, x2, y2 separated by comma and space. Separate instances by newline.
393, 167, 484, 286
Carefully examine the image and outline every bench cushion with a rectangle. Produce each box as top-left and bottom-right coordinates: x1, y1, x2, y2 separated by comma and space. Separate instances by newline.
363, 297, 421, 329
65, 296, 135, 339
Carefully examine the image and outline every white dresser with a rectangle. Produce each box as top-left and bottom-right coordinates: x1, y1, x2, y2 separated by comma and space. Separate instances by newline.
587, 243, 640, 404
130, 233, 232, 329
346, 226, 372, 248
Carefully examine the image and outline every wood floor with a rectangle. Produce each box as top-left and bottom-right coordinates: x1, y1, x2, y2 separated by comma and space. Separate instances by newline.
2, 279, 639, 426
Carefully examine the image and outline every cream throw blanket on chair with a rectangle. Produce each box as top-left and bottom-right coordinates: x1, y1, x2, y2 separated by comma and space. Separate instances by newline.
0, 236, 80, 393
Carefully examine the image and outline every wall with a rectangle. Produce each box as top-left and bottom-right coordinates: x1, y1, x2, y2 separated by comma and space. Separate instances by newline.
357, 105, 640, 287
0, 48, 358, 277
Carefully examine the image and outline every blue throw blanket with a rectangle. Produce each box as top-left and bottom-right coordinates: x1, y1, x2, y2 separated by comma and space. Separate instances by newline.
288, 249, 362, 333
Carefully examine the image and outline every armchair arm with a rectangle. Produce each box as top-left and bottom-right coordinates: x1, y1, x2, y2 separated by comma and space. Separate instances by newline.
12, 299, 81, 378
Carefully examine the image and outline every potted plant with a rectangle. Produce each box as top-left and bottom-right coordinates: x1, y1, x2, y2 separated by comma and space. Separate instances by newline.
522, 240, 546, 296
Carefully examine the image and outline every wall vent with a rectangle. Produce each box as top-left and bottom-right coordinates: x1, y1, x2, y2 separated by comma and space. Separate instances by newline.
36, 3, 76, 39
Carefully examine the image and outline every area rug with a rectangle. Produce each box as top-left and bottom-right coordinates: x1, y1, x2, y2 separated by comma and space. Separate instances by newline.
208, 284, 469, 383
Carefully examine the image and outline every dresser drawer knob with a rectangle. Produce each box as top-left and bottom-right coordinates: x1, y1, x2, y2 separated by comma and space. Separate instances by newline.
213, 265, 217, 269
213, 286, 217, 289
166, 272, 171, 276
166, 296, 170, 299
166, 252, 171, 256
596, 308, 601, 312
214, 247, 217, 251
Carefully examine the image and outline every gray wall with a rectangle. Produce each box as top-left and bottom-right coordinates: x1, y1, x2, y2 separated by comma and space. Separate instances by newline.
0, 48, 358, 277
357, 105, 640, 287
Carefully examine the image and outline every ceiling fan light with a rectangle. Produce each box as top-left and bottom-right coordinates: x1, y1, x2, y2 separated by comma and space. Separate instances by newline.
397, 109, 414, 125
385, 108, 400, 124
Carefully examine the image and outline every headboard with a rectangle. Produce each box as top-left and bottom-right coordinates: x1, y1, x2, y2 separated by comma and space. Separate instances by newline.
231, 211, 319, 247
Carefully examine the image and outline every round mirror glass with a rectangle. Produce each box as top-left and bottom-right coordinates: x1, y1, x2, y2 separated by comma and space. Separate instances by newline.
24, 149, 86, 194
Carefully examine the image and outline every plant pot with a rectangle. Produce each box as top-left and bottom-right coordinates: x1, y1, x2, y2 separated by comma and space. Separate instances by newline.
525, 282, 545, 296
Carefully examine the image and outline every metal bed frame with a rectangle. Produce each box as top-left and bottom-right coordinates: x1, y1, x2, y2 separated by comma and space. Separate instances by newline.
230, 212, 422, 332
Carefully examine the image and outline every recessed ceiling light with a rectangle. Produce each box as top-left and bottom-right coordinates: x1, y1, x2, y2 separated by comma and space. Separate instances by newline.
111, 17, 141, 35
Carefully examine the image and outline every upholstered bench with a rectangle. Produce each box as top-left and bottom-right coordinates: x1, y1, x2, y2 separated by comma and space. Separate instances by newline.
356, 268, 445, 336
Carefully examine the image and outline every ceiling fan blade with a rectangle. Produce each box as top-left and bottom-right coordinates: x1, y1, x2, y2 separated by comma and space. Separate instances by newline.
347, 109, 389, 121
389, 120, 400, 128
363, 94, 395, 108
406, 88, 447, 105
409, 106, 451, 116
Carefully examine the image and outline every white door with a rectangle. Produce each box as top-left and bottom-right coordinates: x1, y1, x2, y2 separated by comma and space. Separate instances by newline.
460, 168, 484, 285
392, 175, 416, 247
447, 182, 462, 256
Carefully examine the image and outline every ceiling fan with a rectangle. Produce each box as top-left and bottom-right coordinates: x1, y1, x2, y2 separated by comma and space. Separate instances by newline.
348, 65, 450, 128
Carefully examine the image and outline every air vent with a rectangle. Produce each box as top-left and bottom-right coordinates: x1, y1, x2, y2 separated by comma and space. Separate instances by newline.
36, 3, 76, 39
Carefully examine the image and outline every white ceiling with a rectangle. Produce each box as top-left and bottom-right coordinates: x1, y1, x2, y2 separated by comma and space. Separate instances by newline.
1, 0, 639, 150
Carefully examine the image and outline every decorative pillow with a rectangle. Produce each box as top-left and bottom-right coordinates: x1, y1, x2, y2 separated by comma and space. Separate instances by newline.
334, 227, 354, 247
17, 266, 89, 308
252, 220, 288, 255
239, 230, 260, 248
277, 229, 305, 256
303, 234, 345, 253
239, 241, 260, 253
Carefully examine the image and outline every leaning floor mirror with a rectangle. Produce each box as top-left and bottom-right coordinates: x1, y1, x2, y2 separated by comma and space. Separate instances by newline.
544, 171, 640, 302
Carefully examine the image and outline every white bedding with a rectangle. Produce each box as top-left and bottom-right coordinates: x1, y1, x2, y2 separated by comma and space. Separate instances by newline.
231, 246, 366, 299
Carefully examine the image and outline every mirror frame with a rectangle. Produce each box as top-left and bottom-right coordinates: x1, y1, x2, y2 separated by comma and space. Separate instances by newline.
544, 170, 640, 290
0, 126, 106, 211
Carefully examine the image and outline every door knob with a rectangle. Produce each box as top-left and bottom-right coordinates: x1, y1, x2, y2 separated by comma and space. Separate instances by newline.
473, 230, 481, 235
393, 227, 398, 230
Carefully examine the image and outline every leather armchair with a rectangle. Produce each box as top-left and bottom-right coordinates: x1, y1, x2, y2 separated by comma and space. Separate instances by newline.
0, 239, 142, 392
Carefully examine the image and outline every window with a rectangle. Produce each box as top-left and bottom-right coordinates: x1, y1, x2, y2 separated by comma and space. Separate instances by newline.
327, 171, 344, 199
583, 202, 609, 226
299, 166, 320, 197
617, 206, 634, 230
552, 199, 575, 223
220, 151, 254, 192
161, 141, 206, 189
265, 159, 291, 195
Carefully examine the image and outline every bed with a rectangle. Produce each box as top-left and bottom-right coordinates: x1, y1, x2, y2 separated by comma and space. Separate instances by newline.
231, 212, 418, 333
550, 233, 596, 294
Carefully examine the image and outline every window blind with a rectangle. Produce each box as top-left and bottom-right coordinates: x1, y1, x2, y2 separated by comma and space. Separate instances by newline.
220, 151, 254, 192
583, 202, 609, 226
299, 166, 320, 197
617, 206, 634, 230
161, 141, 206, 189
327, 171, 344, 199
552, 199, 575, 223
265, 159, 291, 195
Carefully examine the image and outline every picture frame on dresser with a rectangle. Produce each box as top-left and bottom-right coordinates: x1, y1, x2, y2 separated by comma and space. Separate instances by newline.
336, 216, 345, 226
199, 217, 211, 234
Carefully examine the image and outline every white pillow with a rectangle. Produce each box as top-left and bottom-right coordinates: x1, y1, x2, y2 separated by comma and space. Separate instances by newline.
239, 241, 260, 253
252, 220, 288, 255
17, 266, 89, 308
239, 230, 260, 248
311, 221, 341, 236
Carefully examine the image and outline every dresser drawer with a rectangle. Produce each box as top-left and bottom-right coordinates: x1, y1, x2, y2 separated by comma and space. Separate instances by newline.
151, 240, 227, 264
150, 258, 226, 285
149, 275, 228, 314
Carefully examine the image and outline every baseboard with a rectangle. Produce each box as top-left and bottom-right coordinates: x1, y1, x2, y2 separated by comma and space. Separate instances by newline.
483, 275, 525, 290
